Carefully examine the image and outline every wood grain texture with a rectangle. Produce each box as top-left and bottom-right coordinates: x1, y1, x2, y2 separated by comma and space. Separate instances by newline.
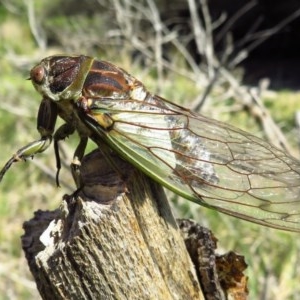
22, 149, 204, 299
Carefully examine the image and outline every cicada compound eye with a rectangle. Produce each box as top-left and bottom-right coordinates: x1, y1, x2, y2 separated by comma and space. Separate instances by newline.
30, 65, 46, 85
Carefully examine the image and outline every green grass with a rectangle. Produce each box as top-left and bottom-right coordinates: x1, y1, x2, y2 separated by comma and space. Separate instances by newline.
1, 3, 300, 300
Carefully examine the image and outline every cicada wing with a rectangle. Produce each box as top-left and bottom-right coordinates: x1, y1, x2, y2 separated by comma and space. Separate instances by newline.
86, 95, 300, 232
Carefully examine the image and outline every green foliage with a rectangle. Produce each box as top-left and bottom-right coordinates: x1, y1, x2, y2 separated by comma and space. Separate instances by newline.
266, 90, 300, 129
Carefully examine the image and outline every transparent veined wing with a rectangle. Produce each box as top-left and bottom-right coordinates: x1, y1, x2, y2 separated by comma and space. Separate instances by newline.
82, 93, 300, 232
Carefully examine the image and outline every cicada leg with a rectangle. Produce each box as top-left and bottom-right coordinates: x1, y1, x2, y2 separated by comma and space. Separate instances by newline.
0, 97, 57, 183
53, 123, 75, 187
0, 137, 52, 182
53, 123, 88, 188
71, 137, 88, 188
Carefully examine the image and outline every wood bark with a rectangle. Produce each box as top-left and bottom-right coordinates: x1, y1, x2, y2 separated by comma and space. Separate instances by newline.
22, 149, 204, 300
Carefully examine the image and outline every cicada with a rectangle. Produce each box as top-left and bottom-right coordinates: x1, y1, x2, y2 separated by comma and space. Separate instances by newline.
1, 55, 300, 232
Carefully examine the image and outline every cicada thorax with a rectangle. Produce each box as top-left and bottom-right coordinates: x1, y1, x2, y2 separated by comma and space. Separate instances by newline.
79, 59, 149, 130
82, 60, 132, 97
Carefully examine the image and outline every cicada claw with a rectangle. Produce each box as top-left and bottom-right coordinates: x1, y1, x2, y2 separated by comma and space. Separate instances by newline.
0, 137, 52, 182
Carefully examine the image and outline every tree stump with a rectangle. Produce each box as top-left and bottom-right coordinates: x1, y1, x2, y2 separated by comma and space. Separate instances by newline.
22, 149, 205, 299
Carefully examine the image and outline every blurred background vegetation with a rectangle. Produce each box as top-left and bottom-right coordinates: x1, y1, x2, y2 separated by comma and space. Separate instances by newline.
1, 0, 300, 299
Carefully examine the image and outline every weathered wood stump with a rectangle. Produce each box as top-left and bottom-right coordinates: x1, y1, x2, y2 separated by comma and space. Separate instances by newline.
22, 149, 205, 299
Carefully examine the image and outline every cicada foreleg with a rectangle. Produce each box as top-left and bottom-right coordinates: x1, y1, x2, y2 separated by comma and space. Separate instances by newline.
0, 98, 57, 182
0, 137, 52, 182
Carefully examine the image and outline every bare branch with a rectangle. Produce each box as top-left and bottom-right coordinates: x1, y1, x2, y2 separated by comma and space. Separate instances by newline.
188, 0, 215, 79
215, 0, 258, 45
24, 0, 46, 50
146, 0, 164, 92
231, 7, 300, 67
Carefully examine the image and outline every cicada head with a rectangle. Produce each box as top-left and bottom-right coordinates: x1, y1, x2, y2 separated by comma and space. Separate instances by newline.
29, 55, 144, 103
30, 55, 94, 101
